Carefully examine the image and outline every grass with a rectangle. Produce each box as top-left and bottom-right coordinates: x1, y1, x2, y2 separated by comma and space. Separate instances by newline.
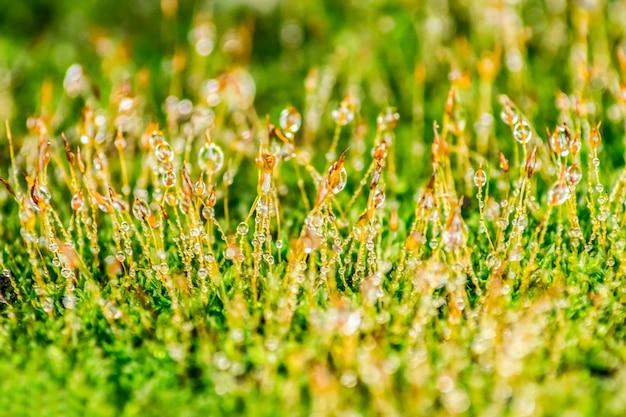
1, 0, 626, 416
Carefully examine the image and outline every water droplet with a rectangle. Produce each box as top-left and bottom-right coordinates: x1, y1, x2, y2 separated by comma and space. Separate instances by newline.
133, 198, 151, 220
71, 191, 86, 211
331, 167, 348, 194
377, 107, 399, 131
332, 102, 355, 126
198, 143, 224, 172
473, 166, 487, 188
566, 165, 582, 185
155, 141, 174, 163
166, 192, 178, 207
162, 170, 176, 188
509, 244, 523, 262
373, 188, 385, 208
237, 222, 249, 235
42, 297, 54, 313
513, 120, 532, 144
547, 181, 570, 206
62, 294, 76, 310
279, 106, 302, 133
486, 253, 501, 269
500, 107, 519, 126
202, 205, 214, 220
194, 180, 206, 196
550, 126, 570, 156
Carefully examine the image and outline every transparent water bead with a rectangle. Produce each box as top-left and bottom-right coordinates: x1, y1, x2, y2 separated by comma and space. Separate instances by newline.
500, 107, 519, 126
332, 103, 355, 126
71, 191, 86, 211
473, 166, 487, 188
547, 181, 570, 206
566, 165, 582, 185
62, 294, 76, 310
162, 170, 176, 188
330, 167, 348, 194
373, 188, 386, 208
236, 222, 249, 235
149, 131, 165, 148
31, 185, 51, 210
513, 120, 532, 144
486, 253, 501, 269
550, 126, 570, 157
155, 141, 174, 163
202, 205, 214, 220
132, 198, 152, 220
377, 107, 400, 131
279, 106, 302, 133
198, 143, 224, 172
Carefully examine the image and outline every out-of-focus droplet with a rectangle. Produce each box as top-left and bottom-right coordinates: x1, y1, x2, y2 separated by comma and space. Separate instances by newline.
513, 120, 532, 144
566, 164, 582, 185
500, 107, 519, 126
155, 142, 174, 163
473, 166, 487, 188
377, 107, 399, 131
133, 198, 151, 220
550, 126, 570, 157
332, 102, 355, 126
279, 106, 302, 133
547, 181, 570, 206
63, 64, 87, 98
162, 170, 176, 188
331, 167, 347, 194
71, 191, 86, 211
198, 143, 224, 172
237, 222, 249, 235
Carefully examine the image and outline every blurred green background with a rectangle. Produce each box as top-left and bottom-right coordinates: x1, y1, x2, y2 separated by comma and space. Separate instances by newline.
1, 0, 626, 182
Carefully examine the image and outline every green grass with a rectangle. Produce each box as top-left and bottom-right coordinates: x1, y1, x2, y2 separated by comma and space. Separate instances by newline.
1, 1, 626, 416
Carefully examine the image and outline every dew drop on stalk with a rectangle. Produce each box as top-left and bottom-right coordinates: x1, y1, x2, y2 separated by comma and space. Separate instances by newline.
194, 180, 206, 196
517, 213, 528, 231
114, 136, 127, 150
549, 126, 570, 157
62, 294, 76, 310
500, 107, 519, 126
162, 170, 176, 188
547, 181, 570, 206
198, 143, 224, 172
133, 198, 151, 220
237, 222, 249, 235
165, 192, 178, 207
71, 191, 85, 211
330, 167, 348, 194
473, 166, 487, 188
332, 102, 355, 126
373, 188, 386, 208
513, 120, 532, 144
377, 107, 399, 131
149, 131, 165, 148
486, 253, 501, 269
41, 297, 54, 313
566, 165, 582, 185
509, 244, 523, 262
279, 106, 302, 133
202, 205, 214, 220
155, 142, 174, 163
